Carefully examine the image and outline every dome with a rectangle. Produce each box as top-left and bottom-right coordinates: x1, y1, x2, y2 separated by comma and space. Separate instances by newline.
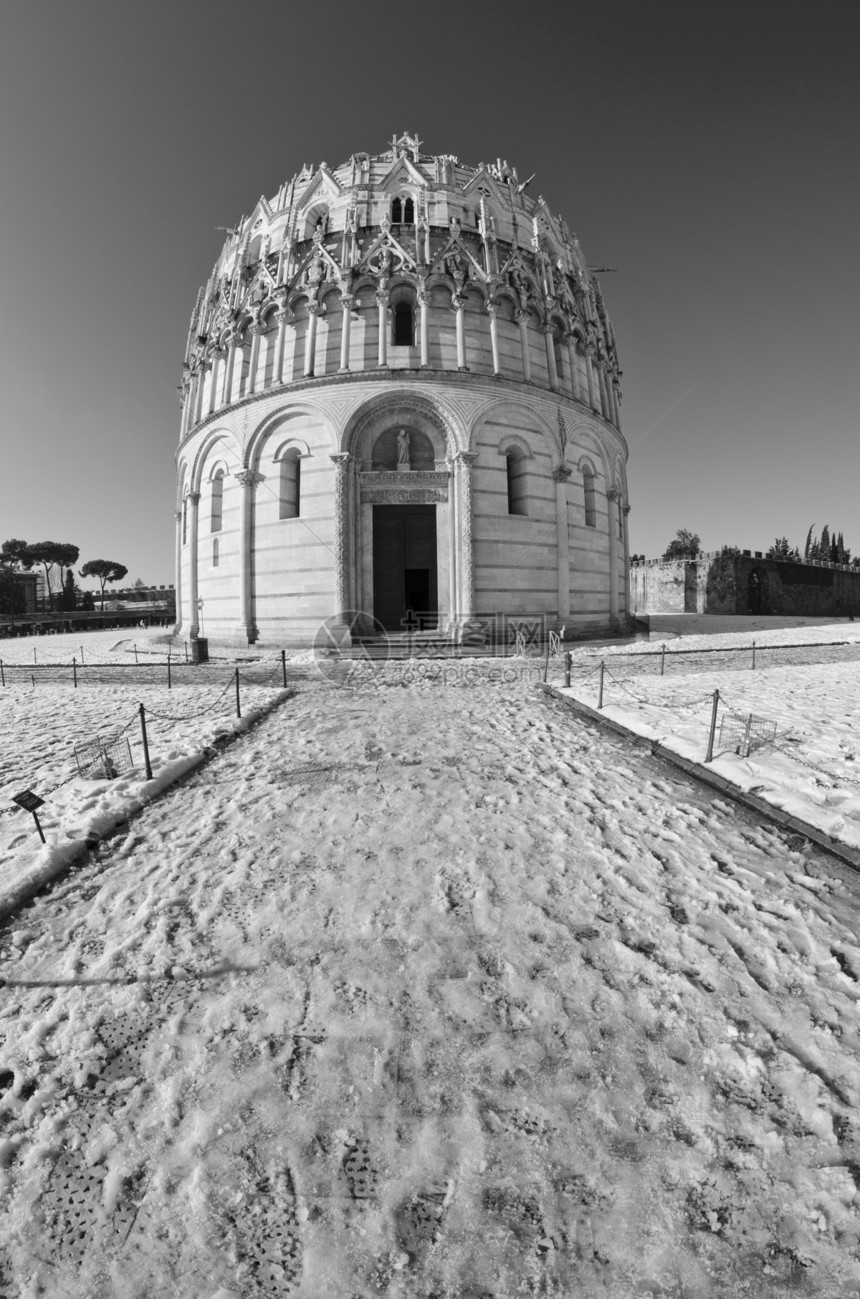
175, 133, 629, 646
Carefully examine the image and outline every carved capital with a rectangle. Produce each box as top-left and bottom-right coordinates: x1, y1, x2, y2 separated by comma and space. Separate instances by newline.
454, 451, 479, 469
330, 453, 354, 474
234, 469, 262, 488
186, 491, 201, 505
623, 505, 631, 516
606, 487, 621, 502
553, 466, 573, 483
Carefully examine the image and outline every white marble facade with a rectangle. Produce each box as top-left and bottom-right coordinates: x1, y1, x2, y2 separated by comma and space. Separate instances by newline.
175, 134, 630, 645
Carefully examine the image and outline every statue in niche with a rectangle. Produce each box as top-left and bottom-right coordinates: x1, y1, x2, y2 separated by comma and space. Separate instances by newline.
396, 429, 411, 470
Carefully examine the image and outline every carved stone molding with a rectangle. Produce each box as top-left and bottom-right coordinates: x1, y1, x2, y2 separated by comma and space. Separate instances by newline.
552, 466, 573, 483
234, 470, 262, 487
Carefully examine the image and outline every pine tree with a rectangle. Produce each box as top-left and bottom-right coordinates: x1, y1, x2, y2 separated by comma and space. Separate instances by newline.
804, 526, 815, 560
820, 525, 830, 559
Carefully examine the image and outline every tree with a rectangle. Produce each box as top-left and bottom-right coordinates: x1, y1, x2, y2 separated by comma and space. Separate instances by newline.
0, 554, 25, 615
804, 526, 815, 560
27, 541, 79, 610
58, 569, 77, 611
820, 525, 830, 560
766, 537, 801, 562
79, 559, 128, 611
1, 538, 34, 569
662, 529, 701, 560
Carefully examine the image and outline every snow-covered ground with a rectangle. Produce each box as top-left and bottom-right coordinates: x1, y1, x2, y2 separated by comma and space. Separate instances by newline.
0, 630, 291, 919
1, 626, 860, 1296
554, 621, 860, 852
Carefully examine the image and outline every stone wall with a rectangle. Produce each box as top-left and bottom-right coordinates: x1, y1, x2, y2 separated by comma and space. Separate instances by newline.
632, 552, 860, 617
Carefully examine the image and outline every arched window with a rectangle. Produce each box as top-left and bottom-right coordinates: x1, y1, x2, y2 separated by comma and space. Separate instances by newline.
391, 197, 402, 223
280, 452, 301, 519
506, 449, 528, 516
582, 465, 596, 527
210, 470, 224, 532
404, 197, 414, 223
212, 538, 219, 567
393, 300, 414, 346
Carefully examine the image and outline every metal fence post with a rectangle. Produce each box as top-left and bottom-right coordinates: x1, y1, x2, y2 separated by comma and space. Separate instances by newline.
139, 704, 153, 780
281, 649, 287, 688
167, 653, 172, 690
235, 667, 241, 719
752, 640, 756, 671
598, 660, 605, 709
0, 660, 4, 687
134, 643, 139, 664
564, 651, 571, 688
705, 689, 720, 762
543, 639, 551, 683
72, 657, 77, 688
660, 644, 666, 676
80, 644, 84, 664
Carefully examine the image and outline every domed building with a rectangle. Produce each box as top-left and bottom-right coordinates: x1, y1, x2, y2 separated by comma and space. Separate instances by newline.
175, 134, 630, 646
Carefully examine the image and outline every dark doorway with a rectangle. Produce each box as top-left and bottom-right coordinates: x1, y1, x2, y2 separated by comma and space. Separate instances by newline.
373, 504, 438, 631
748, 568, 766, 614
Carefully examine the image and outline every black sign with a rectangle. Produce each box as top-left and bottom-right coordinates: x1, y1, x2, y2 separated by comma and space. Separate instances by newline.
12, 790, 44, 812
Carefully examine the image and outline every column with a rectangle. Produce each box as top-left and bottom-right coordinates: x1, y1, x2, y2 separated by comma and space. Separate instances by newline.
418, 291, 430, 367
179, 373, 192, 439
516, 310, 531, 383
173, 509, 183, 634
452, 451, 479, 638
304, 304, 321, 376
597, 362, 610, 420
376, 291, 389, 367
606, 488, 620, 627
223, 337, 238, 404
544, 326, 559, 391
567, 336, 581, 402
190, 366, 205, 426
275, 308, 289, 383
622, 503, 631, 621
339, 295, 353, 371
208, 350, 223, 415
454, 294, 468, 370
554, 467, 572, 621
584, 346, 598, 412
247, 325, 263, 395
234, 470, 258, 641
487, 301, 500, 375
329, 453, 354, 645
187, 491, 200, 637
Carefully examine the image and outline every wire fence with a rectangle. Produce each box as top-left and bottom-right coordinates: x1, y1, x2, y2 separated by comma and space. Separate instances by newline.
0, 666, 291, 825
546, 646, 860, 798
565, 637, 860, 679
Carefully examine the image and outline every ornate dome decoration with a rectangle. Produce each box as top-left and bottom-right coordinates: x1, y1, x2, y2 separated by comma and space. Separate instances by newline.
175, 134, 630, 645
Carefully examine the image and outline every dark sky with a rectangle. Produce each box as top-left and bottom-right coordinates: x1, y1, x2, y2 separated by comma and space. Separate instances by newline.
1, 0, 857, 584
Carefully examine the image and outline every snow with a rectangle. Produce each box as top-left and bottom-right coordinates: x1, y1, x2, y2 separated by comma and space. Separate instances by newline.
0, 625, 860, 1296
558, 619, 860, 850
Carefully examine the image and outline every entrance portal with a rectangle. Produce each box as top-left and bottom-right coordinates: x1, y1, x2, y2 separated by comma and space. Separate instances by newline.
373, 504, 438, 631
